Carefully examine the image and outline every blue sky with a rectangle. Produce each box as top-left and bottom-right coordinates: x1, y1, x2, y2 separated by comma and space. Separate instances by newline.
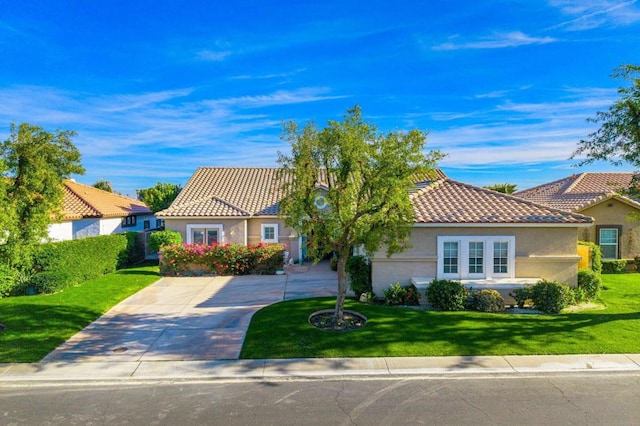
1, 1, 639, 196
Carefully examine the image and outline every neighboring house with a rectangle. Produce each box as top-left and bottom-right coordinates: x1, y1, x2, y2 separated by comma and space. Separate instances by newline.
159, 167, 592, 296
371, 178, 592, 295
48, 179, 157, 241
157, 167, 304, 262
515, 173, 640, 261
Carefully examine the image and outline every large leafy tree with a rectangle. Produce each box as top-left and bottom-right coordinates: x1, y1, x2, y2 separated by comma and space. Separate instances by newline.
483, 183, 517, 194
278, 106, 444, 323
137, 182, 182, 212
1, 123, 84, 268
572, 64, 640, 168
93, 179, 114, 192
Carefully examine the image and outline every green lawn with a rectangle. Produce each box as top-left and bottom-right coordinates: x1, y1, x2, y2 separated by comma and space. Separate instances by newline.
0, 263, 160, 363
240, 274, 640, 358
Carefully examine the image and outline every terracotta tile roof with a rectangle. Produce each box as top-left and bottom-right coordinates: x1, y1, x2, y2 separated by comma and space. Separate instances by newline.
514, 172, 640, 212
411, 179, 592, 224
159, 167, 589, 225
61, 180, 152, 220
159, 167, 448, 218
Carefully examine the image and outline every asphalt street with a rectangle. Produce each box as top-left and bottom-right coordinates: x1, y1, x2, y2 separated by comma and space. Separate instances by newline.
2, 373, 639, 425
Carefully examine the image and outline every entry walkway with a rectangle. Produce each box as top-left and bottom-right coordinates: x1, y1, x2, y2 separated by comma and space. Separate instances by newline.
42, 261, 337, 362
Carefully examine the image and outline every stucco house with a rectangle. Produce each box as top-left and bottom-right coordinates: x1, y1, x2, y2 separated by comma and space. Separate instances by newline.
48, 179, 157, 241
372, 178, 592, 296
159, 167, 592, 296
515, 173, 640, 261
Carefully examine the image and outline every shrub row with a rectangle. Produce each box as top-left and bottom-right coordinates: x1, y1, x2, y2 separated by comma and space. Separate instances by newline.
158, 243, 285, 276
148, 229, 182, 253
383, 274, 601, 314
346, 255, 372, 296
602, 259, 627, 274
6, 233, 144, 296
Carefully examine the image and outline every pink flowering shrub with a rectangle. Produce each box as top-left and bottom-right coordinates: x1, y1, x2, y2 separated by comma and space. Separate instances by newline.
159, 243, 284, 276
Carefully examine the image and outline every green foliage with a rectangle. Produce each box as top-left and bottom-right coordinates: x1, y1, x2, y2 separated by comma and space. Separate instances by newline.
277, 105, 444, 320
383, 283, 420, 306
572, 64, 640, 169
509, 287, 533, 309
0, 122, 85, 269
29, 235, 131, 294
577, 268, 602, 300
137, 182, 182, 212
159, 243, 285, 276
148, 229, 183, 253
483, 183, 517, 194
329, 255, 338, 271
530, 280, 573, 314
579, 241, 602, 273
635, 254, 640, 272
92, 179, 113, 192
346, 255, 371, 295
0, 264, 18, 298
470, 289, 504, 312
426, 279, 469, 311
602, 259, 627, 274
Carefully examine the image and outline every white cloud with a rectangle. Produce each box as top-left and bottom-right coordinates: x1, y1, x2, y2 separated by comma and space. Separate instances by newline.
548, 0, 640, 31
433, 31, 556, 50
196, 49, 232, 61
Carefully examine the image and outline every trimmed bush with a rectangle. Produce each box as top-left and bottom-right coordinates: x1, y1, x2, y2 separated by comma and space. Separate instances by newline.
383, 283, 420, 306
530, 280, 573, 314
470, 289, 504, 313
578, 241, 602, 274
577, 268, 602, 300
29, 234, 132, 294
426, 279, 468, 311
602, 259, 627, 274
509, 287, 532, 309
148, 230, 182, 253
634, 254, 640, 272
159, 243, 285, 276
346, 255, 372, 295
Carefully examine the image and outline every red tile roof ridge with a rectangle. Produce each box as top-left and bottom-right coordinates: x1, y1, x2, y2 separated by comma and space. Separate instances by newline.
63, 180, 106, 217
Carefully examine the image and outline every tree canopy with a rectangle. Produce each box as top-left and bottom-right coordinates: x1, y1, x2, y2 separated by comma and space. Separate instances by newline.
277, 106, 444, 323
1, 123, 84, 268
93, 179, 114, 193
137, 182, 182, 212
483, 183, 517, 194
572, 64, 640, 168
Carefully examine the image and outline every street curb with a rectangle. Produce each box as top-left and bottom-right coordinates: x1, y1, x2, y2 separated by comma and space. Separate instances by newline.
2, 354, 640, 382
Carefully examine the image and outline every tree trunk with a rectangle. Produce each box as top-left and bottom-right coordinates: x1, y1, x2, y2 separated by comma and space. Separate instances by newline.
334, 254, 348, 323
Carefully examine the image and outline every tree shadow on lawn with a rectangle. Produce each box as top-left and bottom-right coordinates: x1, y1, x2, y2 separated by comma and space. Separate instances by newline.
243, 298, 640, 357
0, 303, 104, 363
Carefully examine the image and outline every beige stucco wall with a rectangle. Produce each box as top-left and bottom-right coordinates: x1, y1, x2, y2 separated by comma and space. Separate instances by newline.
164, 217, 300, 261
578, 199, 640, 259
371, 225, 582, 295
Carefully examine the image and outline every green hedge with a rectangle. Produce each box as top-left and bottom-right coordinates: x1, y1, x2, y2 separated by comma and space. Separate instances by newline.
578, 241, 602, 274
602, 259, 627, 274
346, 255, 371, 295
159, 243, 285, 276
148, 230, 182, 253
28, 234, 142, 294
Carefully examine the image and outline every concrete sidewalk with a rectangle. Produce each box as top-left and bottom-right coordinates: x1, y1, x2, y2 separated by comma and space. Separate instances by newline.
2, 354, 640, 382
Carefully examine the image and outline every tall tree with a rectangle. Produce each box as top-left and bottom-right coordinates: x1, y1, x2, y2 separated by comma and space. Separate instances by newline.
278, 106, 444, 324
137, 182, 182, 212
1, 123, 84, 268
93, 179, 114, 192
572, 64, 640, 168
483, 183, 517, 194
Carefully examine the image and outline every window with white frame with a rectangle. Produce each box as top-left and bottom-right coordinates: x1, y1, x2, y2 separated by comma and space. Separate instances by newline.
186, 224, 223, 245
261, 223, 279, 243
598, 226, 621, 259
437, 236, 515, 279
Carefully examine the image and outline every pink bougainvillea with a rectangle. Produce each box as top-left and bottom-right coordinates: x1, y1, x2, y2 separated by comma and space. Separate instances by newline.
159, 243, 285, 276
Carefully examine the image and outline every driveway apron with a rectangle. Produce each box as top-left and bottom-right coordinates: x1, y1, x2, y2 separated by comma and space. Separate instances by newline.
43, 261, 337, 362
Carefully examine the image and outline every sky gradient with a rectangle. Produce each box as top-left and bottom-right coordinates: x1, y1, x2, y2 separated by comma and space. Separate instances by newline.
1, 1, 639, 196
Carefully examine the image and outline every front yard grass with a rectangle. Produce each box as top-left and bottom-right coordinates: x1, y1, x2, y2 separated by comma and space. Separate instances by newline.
0, 263, 160, 363
240, 274, 640, 358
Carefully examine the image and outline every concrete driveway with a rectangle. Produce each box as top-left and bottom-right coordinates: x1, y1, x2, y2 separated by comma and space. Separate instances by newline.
43, 261, 337, 362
